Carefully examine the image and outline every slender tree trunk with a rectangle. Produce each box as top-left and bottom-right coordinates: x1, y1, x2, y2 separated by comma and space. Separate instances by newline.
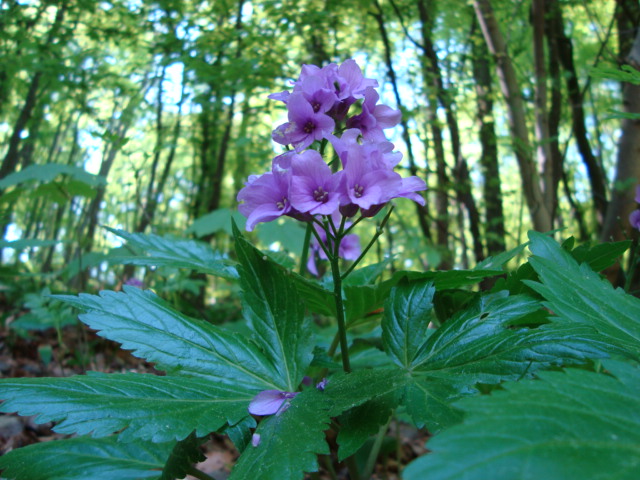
471, 17, 506, 256
370, 0, 432, 244
70, 80, 149, 289
473, 0, 553, 232
532, 0, 558, 218
601, 0, 640, 243
548, 0, 608, 229
417, 0, 484, 263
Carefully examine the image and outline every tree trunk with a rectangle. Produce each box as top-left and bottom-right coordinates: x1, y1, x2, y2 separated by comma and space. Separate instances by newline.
531, 0, 557, 218
548, 0, 608, 229
371, 0, 432, 245
601, 1, 640, 243
471, 16, 506, 256
473, 0, 553, 233
417, 0, 484, 263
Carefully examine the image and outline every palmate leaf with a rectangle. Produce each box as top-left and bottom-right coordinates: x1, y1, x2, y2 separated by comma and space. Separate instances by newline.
107, 227, 238, 279
234, 222, 313, 391
56, 287, 281, 390
525, 231, 640, 358
0, 435, 171, 480
230, 368, 409, 480
382, 285, 612, 432
403, 360, 640, 480
0, 372, 252, 442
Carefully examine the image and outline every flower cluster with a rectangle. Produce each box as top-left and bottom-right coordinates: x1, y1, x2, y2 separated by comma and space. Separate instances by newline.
237, 59, 426, 233
630, 185, 640, 231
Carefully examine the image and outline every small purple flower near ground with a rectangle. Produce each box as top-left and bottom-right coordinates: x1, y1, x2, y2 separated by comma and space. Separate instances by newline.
251, 433, 261, 447
124, 278, 144, 288
248, 390, 299, 416
630, 210, 640, 230
630, 185, 640, 231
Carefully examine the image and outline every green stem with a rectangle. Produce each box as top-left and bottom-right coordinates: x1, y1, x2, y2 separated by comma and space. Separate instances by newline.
185, 466, 216, 480
361, 414, 393, 480
330, 251, 351, 373
345, 455, 361, 480
299, 222, 313, 275
341, 206, 394, 281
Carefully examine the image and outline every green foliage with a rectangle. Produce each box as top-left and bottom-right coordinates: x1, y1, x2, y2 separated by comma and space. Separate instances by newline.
403, 361, 640, 480
160, 433, 207, 480
8, 287, 77, 332
0, 436, 173, 480
107, 228, 238, 280
525, 231, 640, 359
403, 232, 640, 477
55, 287, 281, 389
0, 164, 106, 190
234, 221, 314, 392
0, 372, 252, 442
1, 227, 638, 479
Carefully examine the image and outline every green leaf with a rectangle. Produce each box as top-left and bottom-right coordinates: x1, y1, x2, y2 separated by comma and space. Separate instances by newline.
55, 287, 280, 390
107, 228, 238, 280
526, 231, 640, 358
0, 372, 252, 442
336, 393, 397, 461
571, 240, 631, 272
342, 258, 393, 286
414, 292, 607, 381
382, 279, 436, 369
399, 292, 611, 432
0, 163, 107, 189
186, 208, 246, 237
230, 368, 409, 480
234, 223, 314, 391
0, 238, 60, 249
0, 435, 171, 480
229, 389, 331, 480
474, 241, 527, 270
160, 432, 206, 480
403, 361, 640, 480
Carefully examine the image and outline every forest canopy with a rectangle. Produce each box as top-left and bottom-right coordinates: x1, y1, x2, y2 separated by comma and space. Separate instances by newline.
0, 0, 639, 289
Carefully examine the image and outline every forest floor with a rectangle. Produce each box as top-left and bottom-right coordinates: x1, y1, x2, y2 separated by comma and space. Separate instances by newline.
0, 322, 428, 479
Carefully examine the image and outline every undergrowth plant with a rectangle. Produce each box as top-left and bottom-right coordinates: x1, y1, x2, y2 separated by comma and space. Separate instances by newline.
1, 60, 639, 480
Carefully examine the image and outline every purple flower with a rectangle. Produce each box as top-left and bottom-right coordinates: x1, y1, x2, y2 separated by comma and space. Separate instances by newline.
316, 378, 328, 391
272, 93, 335, 151
346, 87, 401, 142
290, 150, 342, 215
237, 169, 292, 231
251, 433, 261, 447
328, 129, 402, 169
124, 278, 144, 288
335, 59, 379, 101
248, 390, 299, 416
630, 210, 640, 231
339, 145, 403, 210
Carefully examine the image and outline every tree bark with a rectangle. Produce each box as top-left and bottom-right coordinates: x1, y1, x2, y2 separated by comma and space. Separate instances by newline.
601, 1, 640, 243
371, 0, 433, 245
471, 17, 506, 256
416, 0, 484, 263
472, 0, 553, 232
548, 0, 608, 228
